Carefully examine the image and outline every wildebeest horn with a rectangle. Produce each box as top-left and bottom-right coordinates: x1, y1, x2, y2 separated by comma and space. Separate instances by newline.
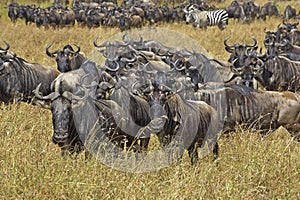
34, 83, 60, 100
62, 86, 89, 101
224, 37, 234, 50
231, 58, 240, 69
174, 59, 186, 71
46, 44, 58, 58
245, 48, 253, 57
175, 81, 183, 93
105, 61, 120, 72
93, 37, 110, 48
0, 41, 10, 52
256, 58, 264, 68
73, 44, 80, 54
264, 38, 272, 47
131, 81, 141, 94
246, 37, 257, 48
120, 55, 137, 63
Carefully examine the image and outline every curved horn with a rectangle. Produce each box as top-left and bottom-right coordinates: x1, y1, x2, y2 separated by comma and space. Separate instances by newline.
122, 33, 129, 43
175, 81, 183, 93
131, 81, 141, 94
46, 44, 58, 58
264, 38, 272, 47
174, 59, 186, 71
34, 83, 60, 100
246, 37, 257, 48
105, 61, 120, 72
0, 41, 10, 52
224, 37, 234, 50
93, 37, 110, 48
245, 48, 253, 57
73, 44, 80, 54
120, 54, 137, 63
231, 58, 241, 70
62, 86, 89, 101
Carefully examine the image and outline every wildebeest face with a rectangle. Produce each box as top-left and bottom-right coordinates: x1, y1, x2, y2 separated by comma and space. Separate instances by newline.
56, 51, 71, 72
51, 97, 72, 144
143, 83, 169, 120
0, 61, 11, 77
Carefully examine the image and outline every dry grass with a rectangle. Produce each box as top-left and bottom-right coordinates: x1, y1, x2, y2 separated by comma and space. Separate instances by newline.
0, 0, 300, 199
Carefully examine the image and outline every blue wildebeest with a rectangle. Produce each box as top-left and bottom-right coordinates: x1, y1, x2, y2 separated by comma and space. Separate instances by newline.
34, 60, 101, 156
135, 79, 221, 165
194, 84, 300, 140
257, 41, 300, 91
46, 44, 87, 72
0, 42, 58, 105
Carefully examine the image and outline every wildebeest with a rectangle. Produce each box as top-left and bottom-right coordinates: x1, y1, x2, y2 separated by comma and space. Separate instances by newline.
0, 43, 58, 105
259, 2, 281, 21
257, 42, 300, 91
283, 5, 296, 22
137, 80, 221, 164
8, 2, 20, 23
225, 0, 246, 22
195, 84, 300, 139
34, 60, 101, 156
46, 44, 87, 72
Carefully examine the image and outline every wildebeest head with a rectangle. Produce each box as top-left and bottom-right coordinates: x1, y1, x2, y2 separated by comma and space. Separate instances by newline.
224, 37, 257, 64
34, 83, 87, 146
139, 80, 173, 132
228, 49, 264, 89
0, 60, 11, 77
93, 37, 133, 74
46, 44, 81, 72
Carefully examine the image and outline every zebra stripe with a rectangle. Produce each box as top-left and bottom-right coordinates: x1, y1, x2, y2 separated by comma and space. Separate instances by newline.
206, 10, 228, 26
185, 8, 229, 30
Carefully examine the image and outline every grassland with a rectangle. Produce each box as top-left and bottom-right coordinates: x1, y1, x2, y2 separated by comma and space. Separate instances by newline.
0, 0, 300, 199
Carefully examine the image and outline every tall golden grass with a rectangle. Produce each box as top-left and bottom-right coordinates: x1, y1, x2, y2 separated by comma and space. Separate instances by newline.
0, 0, 300, 199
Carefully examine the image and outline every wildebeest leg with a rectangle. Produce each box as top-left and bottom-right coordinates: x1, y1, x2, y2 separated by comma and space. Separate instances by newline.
140, 138, 150, 152
188, 143, 199, 165
284, 124, 300, 142
84, 150, 93, 160
212, 142, 219, 161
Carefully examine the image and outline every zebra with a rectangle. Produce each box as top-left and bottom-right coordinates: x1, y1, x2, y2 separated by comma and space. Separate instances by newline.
184, 8, 229, 30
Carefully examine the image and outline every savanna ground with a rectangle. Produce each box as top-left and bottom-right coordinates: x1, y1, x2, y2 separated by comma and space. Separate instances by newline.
0, 0, 300, 199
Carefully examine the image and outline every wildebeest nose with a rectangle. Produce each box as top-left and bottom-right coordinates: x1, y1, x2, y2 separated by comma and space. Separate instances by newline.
53, 130, 69, 140
149, 104, 165, 120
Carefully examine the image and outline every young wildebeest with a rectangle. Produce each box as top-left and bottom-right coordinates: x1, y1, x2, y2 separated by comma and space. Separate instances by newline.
137, 80, 221, 165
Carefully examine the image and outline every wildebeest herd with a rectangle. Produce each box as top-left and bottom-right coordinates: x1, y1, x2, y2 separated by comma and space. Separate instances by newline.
1, 0, 300, 166
1, 17, 300, 165
6, 0, 300, 30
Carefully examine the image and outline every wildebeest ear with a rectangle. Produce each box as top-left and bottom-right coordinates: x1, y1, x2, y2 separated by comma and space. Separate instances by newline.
32, 98, 51, 110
